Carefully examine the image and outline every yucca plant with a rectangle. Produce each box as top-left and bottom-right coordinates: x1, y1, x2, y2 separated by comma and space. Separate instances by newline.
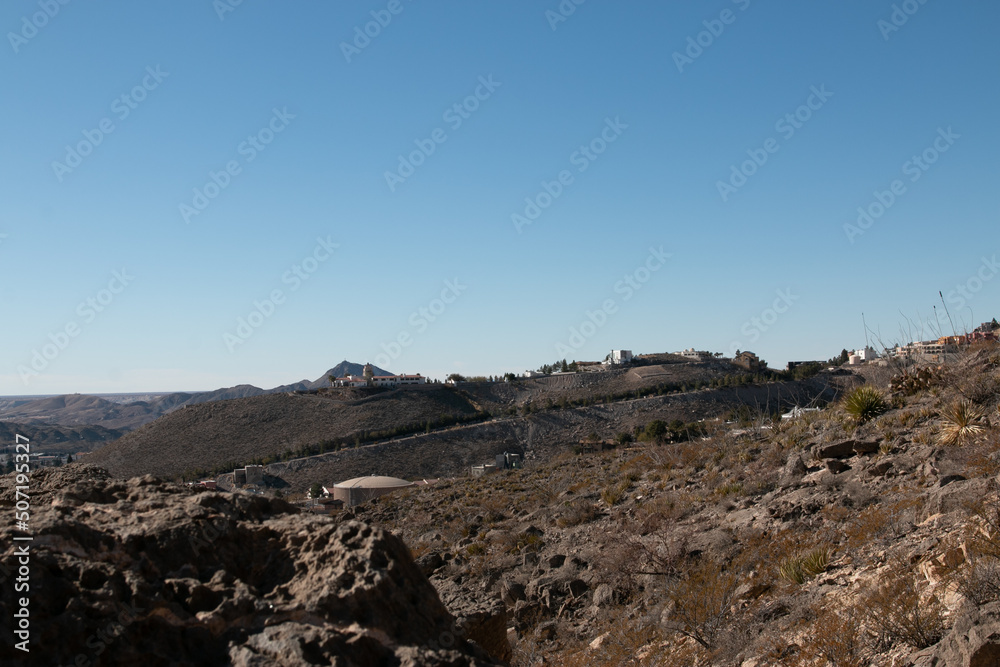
938, 399, 985, 446
779, 547, 831, 585
801, 547, 830, 576
779, 557, 807, 585
843, 385, 889, 424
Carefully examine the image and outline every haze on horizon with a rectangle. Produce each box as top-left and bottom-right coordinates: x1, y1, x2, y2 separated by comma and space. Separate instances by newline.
2, 0, 998, 396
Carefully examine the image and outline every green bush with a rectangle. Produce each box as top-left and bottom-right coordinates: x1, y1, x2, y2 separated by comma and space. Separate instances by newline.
843, 386, 889, 424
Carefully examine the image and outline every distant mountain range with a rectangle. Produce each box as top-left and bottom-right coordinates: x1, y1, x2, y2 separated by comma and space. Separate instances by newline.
0, 361, 392, 434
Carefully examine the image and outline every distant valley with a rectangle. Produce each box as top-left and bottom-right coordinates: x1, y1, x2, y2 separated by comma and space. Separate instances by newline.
0, 361, 389, 453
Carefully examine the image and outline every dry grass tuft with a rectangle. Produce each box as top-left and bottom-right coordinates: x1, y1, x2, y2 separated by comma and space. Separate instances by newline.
938, 399, 987, 446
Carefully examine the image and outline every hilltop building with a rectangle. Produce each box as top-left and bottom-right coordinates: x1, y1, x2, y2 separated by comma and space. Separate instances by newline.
606, 350, 634, 366
732, 351, 764, 371
332, 362, 426, 388
676, 348, 713, 361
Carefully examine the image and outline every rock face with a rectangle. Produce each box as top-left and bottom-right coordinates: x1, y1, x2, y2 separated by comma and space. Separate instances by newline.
0, 465, 503, 666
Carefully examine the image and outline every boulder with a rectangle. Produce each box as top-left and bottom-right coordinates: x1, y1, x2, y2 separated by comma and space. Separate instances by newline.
826, 460, 851, 474
0, 466, 504, 666
853, 440, 880, 455
779, 454, 807, 487
817, 439, 857, 459
915, 602, 1000, 667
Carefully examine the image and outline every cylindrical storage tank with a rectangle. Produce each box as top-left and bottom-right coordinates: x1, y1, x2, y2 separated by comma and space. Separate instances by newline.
333, 475, 413, 507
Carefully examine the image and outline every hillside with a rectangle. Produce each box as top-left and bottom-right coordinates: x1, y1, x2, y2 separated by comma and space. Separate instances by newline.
0, 360, 391, 432
87, 386, 480, 479
265, 374, 853, 495
87, 359, 845, 483
0, 420, 125, 454
344, 345, 1000, 665
458, 359, 753, 412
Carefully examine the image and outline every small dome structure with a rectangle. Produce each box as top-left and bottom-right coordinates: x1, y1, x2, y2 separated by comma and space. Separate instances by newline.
332, 475, 412, 506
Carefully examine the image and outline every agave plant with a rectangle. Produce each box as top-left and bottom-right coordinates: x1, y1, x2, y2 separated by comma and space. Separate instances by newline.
843, 385, 889, 424
938, 399, 986, 446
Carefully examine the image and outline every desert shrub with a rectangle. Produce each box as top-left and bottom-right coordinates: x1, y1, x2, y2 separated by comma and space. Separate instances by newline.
938, 399, 986, 446
715, 481, 744, 498
953, 555, 1000, 605
601, 478, 631, 506
662, 556, 742, 651
805, 606, 869, 667
557, 500, 599, 527
889, 367, 940, 395
615, 431, 634, 445
860, 567, 944, 650
843, 386, 889, 424
843, 498, 920, 549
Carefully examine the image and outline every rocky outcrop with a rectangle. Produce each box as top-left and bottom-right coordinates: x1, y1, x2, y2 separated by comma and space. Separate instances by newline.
0, 465, 503, 666
915, 602, 1000, 667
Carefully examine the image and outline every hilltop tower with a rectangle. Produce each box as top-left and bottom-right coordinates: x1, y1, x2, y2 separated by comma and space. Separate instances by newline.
362, 362, 374, 384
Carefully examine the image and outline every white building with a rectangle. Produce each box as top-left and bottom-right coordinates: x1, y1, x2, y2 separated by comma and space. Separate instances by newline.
332, 373, 426, 388
677, 348, 713, 361
607, 350, 633, 365
372, 374, 426, 388
855, 346, 879, 361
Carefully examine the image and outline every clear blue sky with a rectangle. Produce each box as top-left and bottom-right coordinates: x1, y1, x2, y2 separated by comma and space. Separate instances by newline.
2, 0, 998, 395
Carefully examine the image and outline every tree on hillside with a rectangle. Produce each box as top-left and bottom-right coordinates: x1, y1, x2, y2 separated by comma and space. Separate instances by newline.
309, 483, 323, 499
644, 420, 668, 442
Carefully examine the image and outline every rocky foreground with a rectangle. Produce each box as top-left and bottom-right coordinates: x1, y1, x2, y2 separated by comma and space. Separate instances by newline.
0, 465, 507, 666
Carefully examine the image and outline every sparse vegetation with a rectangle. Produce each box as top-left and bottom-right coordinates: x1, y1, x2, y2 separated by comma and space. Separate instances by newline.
778, 547, 830, 584
937, 398, 986, 446
843, 385, 889, 424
